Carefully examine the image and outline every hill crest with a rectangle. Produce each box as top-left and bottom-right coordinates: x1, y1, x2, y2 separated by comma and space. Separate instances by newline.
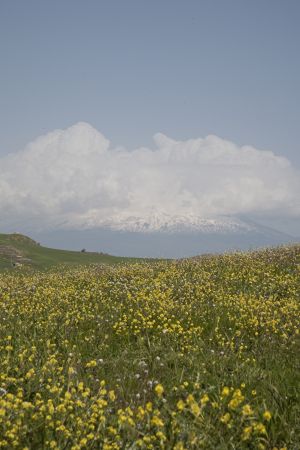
0, 233, 137, 270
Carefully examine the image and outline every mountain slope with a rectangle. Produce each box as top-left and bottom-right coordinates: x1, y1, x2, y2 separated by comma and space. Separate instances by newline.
31, 217, 298, 259
0, 233, 141, 270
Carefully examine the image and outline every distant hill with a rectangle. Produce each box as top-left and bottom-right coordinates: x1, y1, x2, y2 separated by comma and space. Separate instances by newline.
30, 216, 298, 258
0, 233, 141, 271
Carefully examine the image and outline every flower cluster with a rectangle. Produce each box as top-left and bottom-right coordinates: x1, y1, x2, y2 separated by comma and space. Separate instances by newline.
0, 245, 299, 448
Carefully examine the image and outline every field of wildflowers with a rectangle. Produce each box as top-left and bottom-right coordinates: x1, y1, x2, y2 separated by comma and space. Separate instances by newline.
0, 245, 299, 449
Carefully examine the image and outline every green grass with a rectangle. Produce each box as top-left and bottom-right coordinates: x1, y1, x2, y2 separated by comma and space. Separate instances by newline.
0, 233, 145, 270
0, 244, 299, 448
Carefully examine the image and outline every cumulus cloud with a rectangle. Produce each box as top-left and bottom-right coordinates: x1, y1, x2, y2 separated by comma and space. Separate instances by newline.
0, 122, 299, 231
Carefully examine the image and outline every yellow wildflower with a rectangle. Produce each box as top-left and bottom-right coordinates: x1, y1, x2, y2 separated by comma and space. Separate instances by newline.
241, 426, 252, 441
151, 415, 164, 427
200, 394, 209, 405
263, 410, 272, 421
177, 399, 185, 411
221, 386, 230, 398
242, 404, 253, 416
220, 413, 231, 424
154, 384, 164, 397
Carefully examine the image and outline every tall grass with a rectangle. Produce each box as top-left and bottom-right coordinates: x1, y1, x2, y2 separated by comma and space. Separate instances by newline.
0, 245, 299, 448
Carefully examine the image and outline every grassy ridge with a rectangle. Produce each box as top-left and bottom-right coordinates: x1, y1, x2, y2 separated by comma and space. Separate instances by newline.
0, 245, 299, 448
0, 233, 141, 270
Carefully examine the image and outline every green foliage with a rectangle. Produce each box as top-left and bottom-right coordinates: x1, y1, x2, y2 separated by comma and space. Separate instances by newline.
0, 245, 299, 448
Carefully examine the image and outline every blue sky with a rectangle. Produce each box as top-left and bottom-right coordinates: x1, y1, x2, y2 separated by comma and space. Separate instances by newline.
0, 0, 299, 237
1, 0, 300, 163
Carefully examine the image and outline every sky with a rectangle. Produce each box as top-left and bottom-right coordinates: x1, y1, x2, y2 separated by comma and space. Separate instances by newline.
0, 0, 299, 236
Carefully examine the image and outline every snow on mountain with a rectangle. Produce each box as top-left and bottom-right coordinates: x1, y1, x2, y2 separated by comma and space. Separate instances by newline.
92, 213, 258, 234
31, 214, 296, 258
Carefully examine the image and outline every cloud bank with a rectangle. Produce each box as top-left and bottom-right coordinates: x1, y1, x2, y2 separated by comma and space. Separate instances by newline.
0, 122, 299, 231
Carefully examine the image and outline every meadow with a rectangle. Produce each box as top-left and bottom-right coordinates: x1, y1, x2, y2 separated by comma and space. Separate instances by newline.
0, 245, 299, 449
0, 233, 140, 270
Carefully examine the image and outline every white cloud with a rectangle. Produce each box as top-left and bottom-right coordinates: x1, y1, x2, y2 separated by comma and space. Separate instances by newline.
0, 122, 299, 231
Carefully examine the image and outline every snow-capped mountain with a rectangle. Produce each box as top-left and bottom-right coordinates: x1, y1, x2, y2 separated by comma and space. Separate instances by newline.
31, 214, 297, 259
94, 213, 257, 234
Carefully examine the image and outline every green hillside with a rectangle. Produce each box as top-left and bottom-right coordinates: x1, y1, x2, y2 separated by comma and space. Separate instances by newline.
0, 233, 140, 270
0, 245, 299, 447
